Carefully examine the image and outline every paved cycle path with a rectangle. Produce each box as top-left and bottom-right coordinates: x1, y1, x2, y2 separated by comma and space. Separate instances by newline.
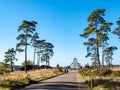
16, 70, 90, 90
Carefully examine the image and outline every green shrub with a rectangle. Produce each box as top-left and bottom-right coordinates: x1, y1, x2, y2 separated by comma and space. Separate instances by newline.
3, 69, 10, 73
57, 67, 63, 72
91, 68, 112, 76
78, 68, 92, 76
92, 85, 110, 90
0, 86, 9, 90
0, 67, 10, 73
0, 71, 3, 75
53, 68, 64, 74
0, 80, 10, 87
85, 80, 91, 87
111, 71, 120, 77
98, 68, 112, 76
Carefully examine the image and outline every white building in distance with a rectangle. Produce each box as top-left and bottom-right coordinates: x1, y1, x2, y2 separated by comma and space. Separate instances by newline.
70, 58, 80, 70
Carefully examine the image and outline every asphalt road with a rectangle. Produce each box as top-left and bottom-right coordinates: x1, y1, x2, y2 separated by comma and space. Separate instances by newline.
15, 70, 90, 90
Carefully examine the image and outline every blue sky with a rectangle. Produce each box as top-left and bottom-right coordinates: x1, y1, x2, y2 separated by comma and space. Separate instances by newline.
0, 0, 120, 67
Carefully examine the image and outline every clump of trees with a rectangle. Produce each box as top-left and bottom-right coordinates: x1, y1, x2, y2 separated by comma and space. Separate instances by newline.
0, 20, 54, 74
80, 8, 119, 69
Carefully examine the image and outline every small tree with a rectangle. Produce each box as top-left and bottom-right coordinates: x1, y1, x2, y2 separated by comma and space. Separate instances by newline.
41, 42, 54, 68
4, 48, 17, 72
99, 22, 113, 66
21, 60, 33, 67
112, 18, 120, 39
31, 32, 39, 69
45, 42, 54, 66
84, 38, 98, 68
104, 46, 117, 67
35, 40, 46, 66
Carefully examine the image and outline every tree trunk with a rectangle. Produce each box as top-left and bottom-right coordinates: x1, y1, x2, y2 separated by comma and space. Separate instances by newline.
25, 45, 27, 74
47, 60, 50, 66
102, 42, 104, 67
95, 24, 100, 69
37, 53, 39, 66
39, 54, 40, 66
33, 47, 36, 70
25, 35, 27, 74
38, 47, 41, 67
11, 60, 13, 72
46, 60, 47, 69
96, 39, 100, 69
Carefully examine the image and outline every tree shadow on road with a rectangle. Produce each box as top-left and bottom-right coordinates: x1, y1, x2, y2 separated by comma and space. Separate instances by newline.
20, 82, 88, 90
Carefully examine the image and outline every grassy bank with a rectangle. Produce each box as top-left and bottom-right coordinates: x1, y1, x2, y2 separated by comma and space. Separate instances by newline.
78, 68, 120, 90
0, 68, 63, 90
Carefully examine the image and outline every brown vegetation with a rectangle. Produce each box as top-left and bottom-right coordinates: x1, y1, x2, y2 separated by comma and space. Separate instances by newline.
0, 69, 63, 89
78, 68, 120, 90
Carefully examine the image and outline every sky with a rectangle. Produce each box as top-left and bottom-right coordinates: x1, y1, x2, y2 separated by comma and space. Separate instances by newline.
0, 0, 120, 67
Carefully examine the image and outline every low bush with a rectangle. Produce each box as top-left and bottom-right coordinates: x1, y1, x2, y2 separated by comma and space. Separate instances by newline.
0, 86, 9, 90
98, 68, 112, 76
56, 67, 64, 72
78, 68, 91, 76
0, 67, 10, 74
111, 71, 120, 77
53, 68, 63, 74
78, 68, 112, 76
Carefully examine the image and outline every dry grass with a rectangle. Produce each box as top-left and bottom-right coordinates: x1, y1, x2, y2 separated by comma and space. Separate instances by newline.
0, 69, 63, 89
78, 68, 120, 90
0, 69, 61, 81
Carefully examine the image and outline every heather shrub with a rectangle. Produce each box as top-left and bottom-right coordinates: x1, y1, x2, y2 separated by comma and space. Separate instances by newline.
0, 67, 10, 74
98, 68, 112, 76
111, 71, 120, 77
78, 68, 92, 76
57, 67, 63, 72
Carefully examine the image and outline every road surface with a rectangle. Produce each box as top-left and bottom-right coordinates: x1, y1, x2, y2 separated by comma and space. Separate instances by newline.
15, 70, 90, 90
